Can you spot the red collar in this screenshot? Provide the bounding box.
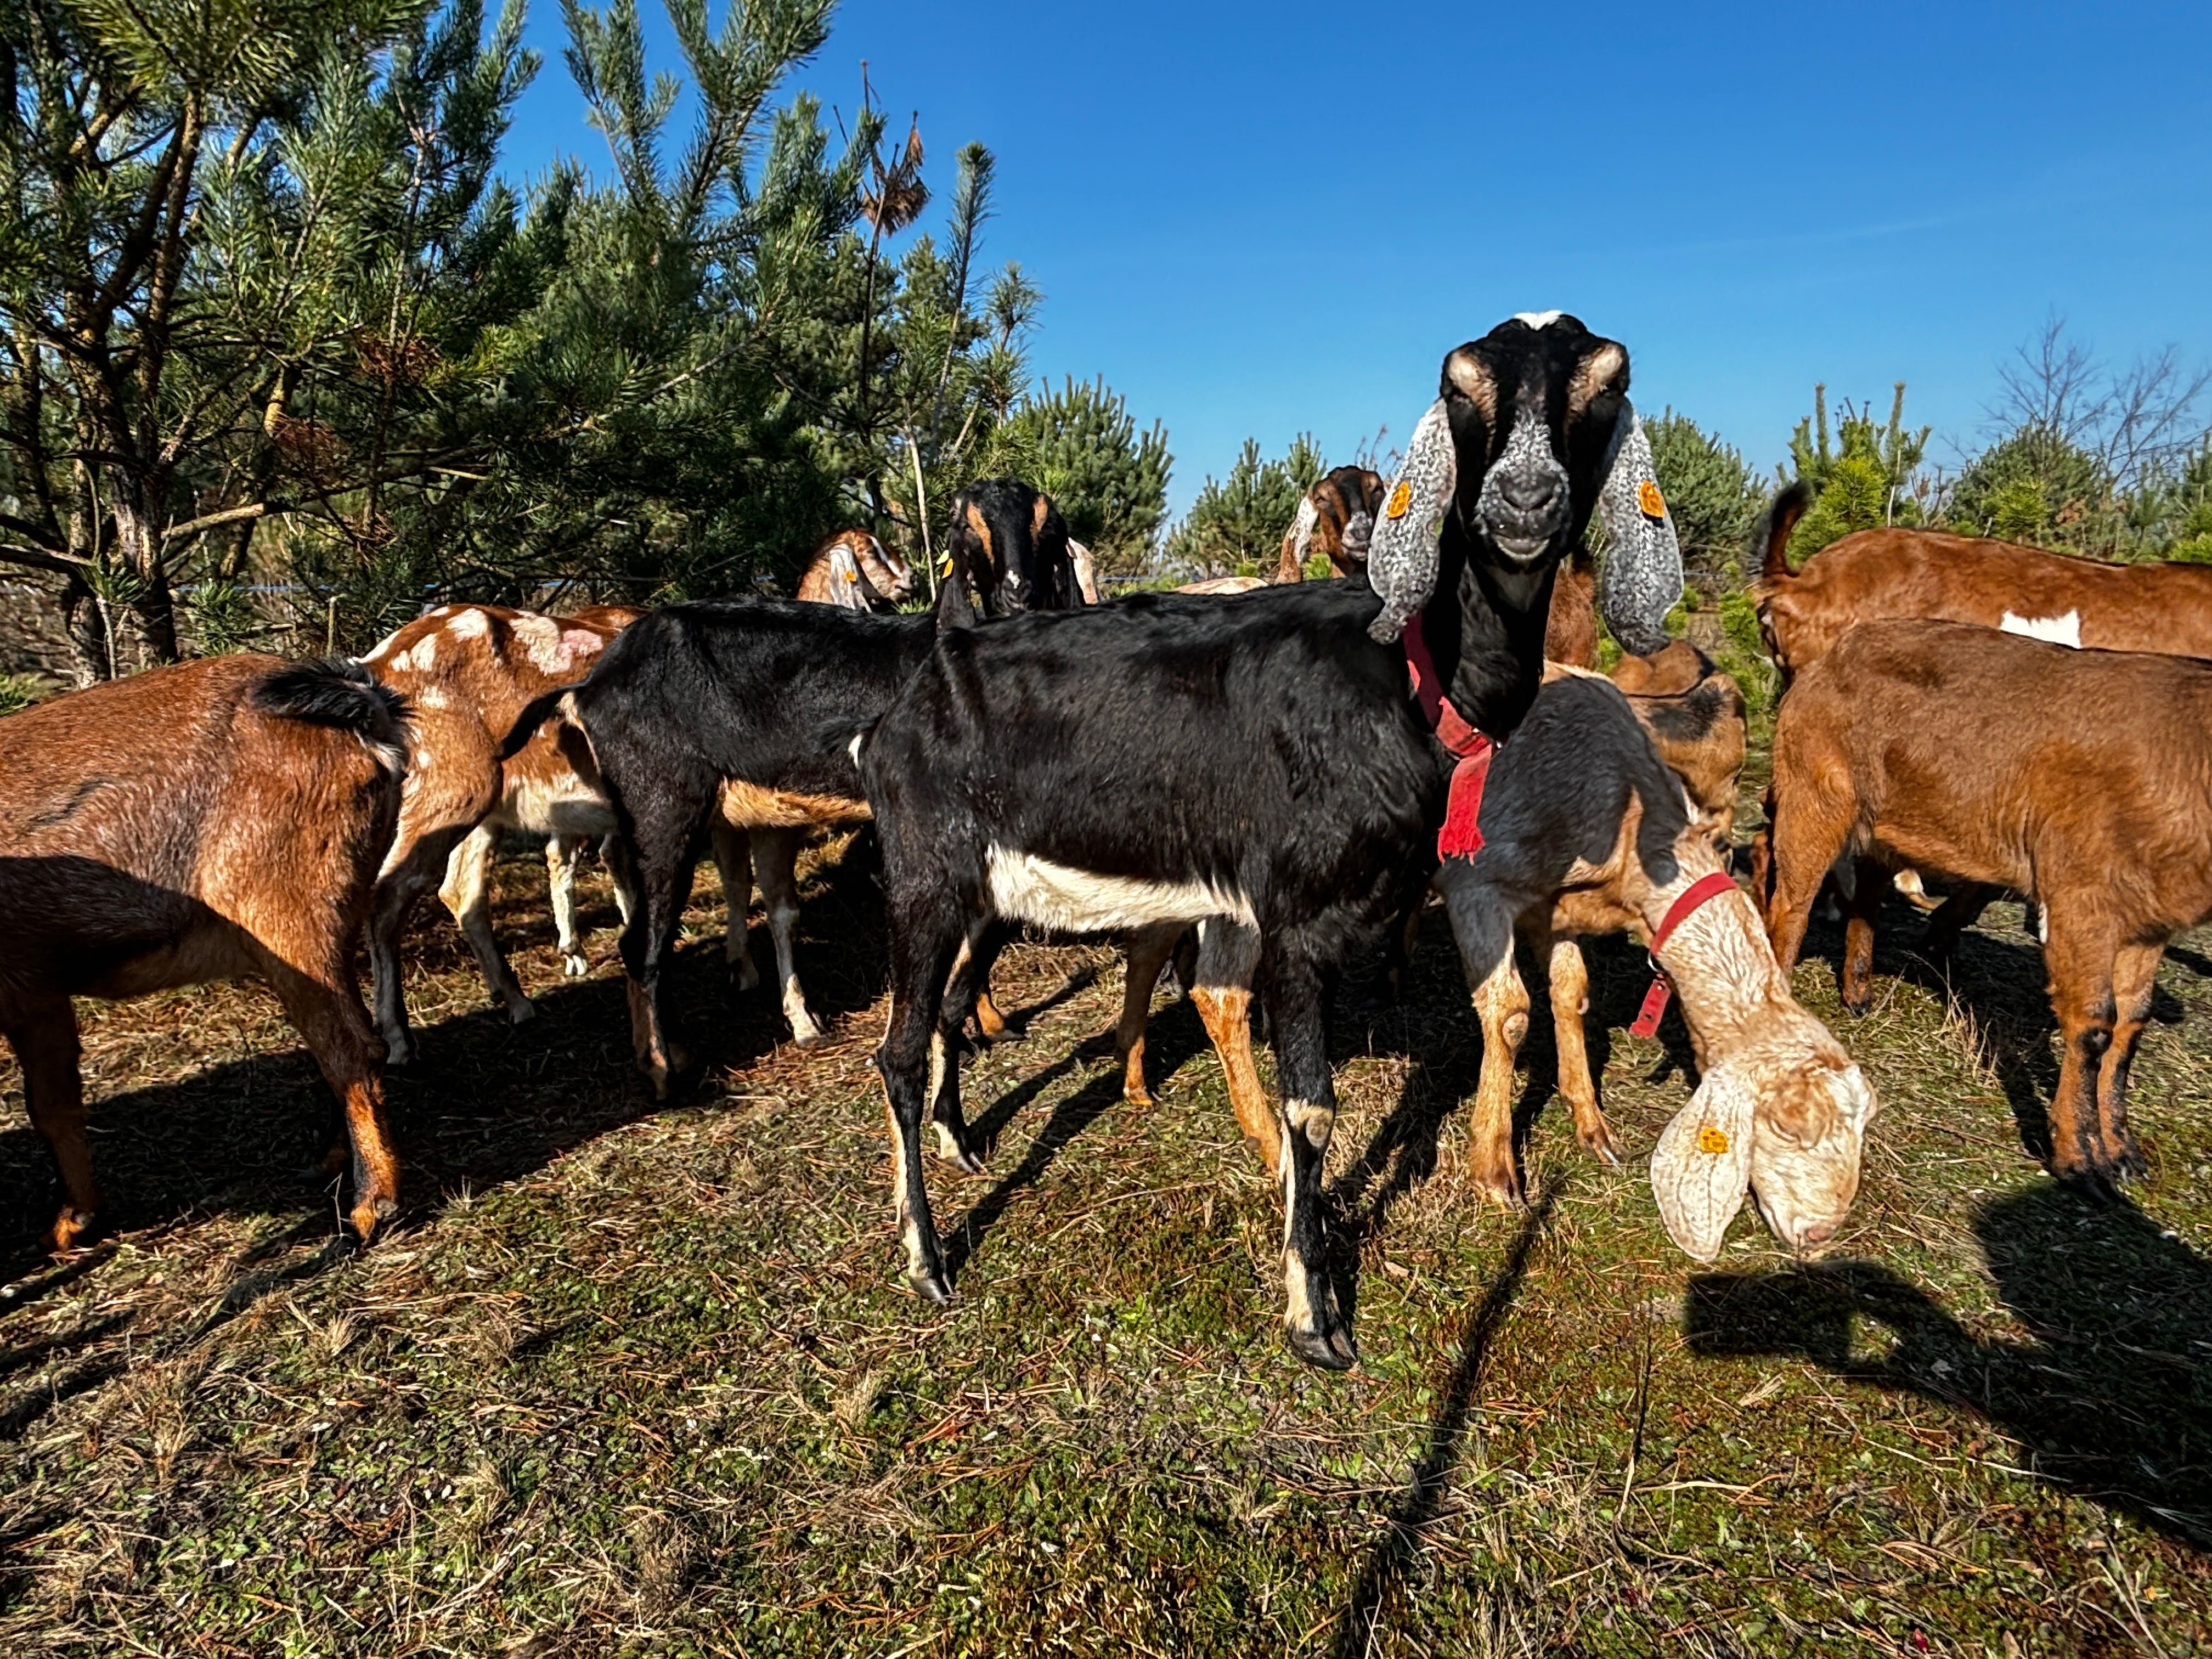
[1403,614,1493,859]
[1628,871,1741,1038]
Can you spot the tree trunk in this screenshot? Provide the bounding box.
[110,489,179,663]
[58,567,112,685]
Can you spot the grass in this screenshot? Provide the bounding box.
[2,799,2209,1656]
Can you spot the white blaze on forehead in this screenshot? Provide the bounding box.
[984,847,1254,935]
[2001,610,2081,648]
[447,608,492,640]
[1513,310,1564,329]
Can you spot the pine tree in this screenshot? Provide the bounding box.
[989,375,1171,575]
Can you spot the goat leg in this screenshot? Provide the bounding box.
[1543,933,1618,1167]
[710,822,759,989]
[2044,923,2123,1199]
[8,1001,99,1251]
[1115,923,1182,1107]
[876,901,963,1302]
[1187,919,1276,1175]
[1841,856,1884,1015]
[2098,941,2163,1182]
[440,825,537,1025]
[1262,945,1356,1371]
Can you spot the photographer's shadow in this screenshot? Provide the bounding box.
[1684,1183,2212,1549]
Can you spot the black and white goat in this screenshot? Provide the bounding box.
[854,314,1683,1369]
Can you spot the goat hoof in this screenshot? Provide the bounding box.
[1841,994,1871,1018]
[561,952,590,978]
[931,1124,987,1175]
[47,1206,97,1254]
[907,1267,953,1305]
[508,998,538,1028]
[790,1025,824,1051]
[1286,1322,1359,1372]
[734,964,761,992]
[1123,1085,1154,1108]
[2057,1164,2120,1205]
[1579,1127,1622,1169]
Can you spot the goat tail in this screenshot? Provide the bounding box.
[499,687,575,763]
[1758,481,1814,583]
[253,656,409,776]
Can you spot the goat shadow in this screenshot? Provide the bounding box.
[1791,889,2197,1165]
[0,838,905,1424]
[1683,1182,2212,1550]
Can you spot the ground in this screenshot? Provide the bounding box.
[1,811,2208,1657]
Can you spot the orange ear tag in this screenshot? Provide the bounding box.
[1696,1125,1731,1155]
[1638,479,1667,521]
[1386,479,1413,520]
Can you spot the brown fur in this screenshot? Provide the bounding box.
[793,529,913,612]
[1756,492,2212,682]
[0,656,405,1248]
[1274,466,1386,584]
[1542,548,1600,668]
[1758,618,2212,1193]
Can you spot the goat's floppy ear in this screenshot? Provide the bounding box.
[1650,1061,1758,1262]
[1594,404,1685,657]
[1288,495,1319,572]
[1365,399,1457,644]
[933,568,978,634]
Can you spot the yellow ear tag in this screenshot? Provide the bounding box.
[938,552,956,577]
[1638,479,1667,521]
[1696,1125,1731,1155]
[1386,479,1413,520]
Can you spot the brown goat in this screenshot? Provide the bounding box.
[1755,482,2212,682]
[0,655,407,1248]
[1274,466,1386,583]
[1759,618,2212,1195]
[794,529,915,612]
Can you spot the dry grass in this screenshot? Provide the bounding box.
[0,815,2208,1657]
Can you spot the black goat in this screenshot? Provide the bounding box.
[856,314,1679,1370]
[944,479,1080,615]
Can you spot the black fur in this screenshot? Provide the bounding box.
[859,315,1647,1369]
[944,478,1078,616]
[1436,674,1691,984]
[252,657,407,738]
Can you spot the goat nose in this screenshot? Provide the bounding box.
[1798,1220,1836,1246]
[1495,471,1560,514]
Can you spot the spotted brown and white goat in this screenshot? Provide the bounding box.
[794,529,915,612]
[1,656,407,1248]
[361,603,754,1064]
[856,313,1686,1369]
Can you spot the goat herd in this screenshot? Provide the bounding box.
[4,312,2209,1374]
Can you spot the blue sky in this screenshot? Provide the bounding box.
[504,0,2212,515]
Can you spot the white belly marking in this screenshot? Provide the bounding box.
[984,847,1254,935]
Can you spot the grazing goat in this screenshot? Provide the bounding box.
[1755,481,2212,682]
[1274,466,1386,583]
[856,313,1684,1368]
[1760,619,2212,1196]
[1439,672,1870,1258]
[363,603,698,1063]
[0,656,407,1248]
[945,478,1081,614]
[794,529,915,612]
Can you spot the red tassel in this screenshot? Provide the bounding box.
[1628,977,1671,1039]
[1437,740,1493,860]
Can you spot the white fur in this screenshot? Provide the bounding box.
[984,848,1254,935]
[2001,610,2081,648]
[447,608,490,640]
[849,732,866,765]
[1512,310,1564,329]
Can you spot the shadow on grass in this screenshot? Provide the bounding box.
[942,1000,1211,1282]
[1684,1182,2212,1550]
[1328,1183,1561,1656]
